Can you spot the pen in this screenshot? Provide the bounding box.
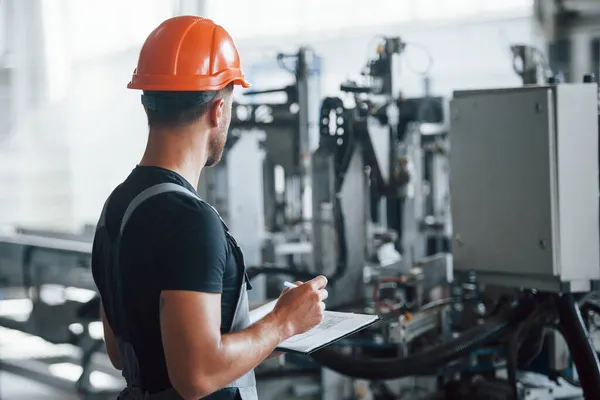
[283,281,298,289]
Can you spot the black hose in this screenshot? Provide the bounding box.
[506,303,553,399]
[245,98,350,284]
[328,195,348,282]
[309,315,510,380]
[246,194,349,284]
[556,293,600,400]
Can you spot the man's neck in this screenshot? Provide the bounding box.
[139,126,209,188]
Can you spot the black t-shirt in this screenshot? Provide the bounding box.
[91,166,241,399]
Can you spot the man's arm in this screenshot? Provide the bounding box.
[155,199,327,399]
[100,301,122,370]
[160,291,282,399]
[160,277,327,400]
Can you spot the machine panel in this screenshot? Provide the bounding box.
[449,84,599,291]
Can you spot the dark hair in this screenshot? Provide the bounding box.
[144,83,233,129]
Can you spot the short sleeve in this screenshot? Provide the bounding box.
[155,195,229,293]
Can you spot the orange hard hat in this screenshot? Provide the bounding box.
[127,16,250,92]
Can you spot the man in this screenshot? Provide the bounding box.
[91,16,328,400]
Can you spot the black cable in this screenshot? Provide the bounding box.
[247,99,350,285]
[505,299,555,399]
[328,195,348,282]
[507,319,540,398]
[519,325,547,367]
[245,197,348,285]
[556,293,600,399]
[310,314,511,380]
[506,310,540,399]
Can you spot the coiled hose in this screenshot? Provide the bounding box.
[309,315,511,380]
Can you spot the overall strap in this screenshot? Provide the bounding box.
[120,183,201,235]
[104,182,256,399]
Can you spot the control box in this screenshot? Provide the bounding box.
[449,84,599,292]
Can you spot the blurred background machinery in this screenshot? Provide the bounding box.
[1,1,600,399]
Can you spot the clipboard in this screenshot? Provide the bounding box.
[250,301,381,355]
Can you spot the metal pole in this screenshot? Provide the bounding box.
[296,47,311,222]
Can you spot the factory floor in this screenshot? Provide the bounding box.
[0,327,588,400]
[0,325,123,400]
[0,371,79,400]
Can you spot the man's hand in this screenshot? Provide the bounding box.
[271,275,328,340]
[159,275,328,399]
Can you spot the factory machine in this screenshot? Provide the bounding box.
[198,47,321,304]
[1,36,600,400]
[214,37,457,398]
[226,38,600,400]
[308,78,600,400]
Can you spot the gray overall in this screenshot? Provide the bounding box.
[95,183,257,400]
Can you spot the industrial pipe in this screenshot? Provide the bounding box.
[556,293,600,399]
[310,315,510,380]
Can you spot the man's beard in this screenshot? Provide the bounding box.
[205,126,228,167]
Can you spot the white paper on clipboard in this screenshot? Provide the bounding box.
[249,300,379,354]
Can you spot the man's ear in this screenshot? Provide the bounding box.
[209,99,225,128]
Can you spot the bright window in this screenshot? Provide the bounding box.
[205,0,533,38]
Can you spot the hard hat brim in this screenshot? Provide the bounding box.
[127,71,251,91]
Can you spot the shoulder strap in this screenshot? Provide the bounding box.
[120,182,201,235]
[97,182,228,236]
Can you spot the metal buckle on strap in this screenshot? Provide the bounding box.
[244,271,253,290]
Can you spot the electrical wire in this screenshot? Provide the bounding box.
[247,97,350,284]
[506,301,555,400]
[245,194,348,284]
